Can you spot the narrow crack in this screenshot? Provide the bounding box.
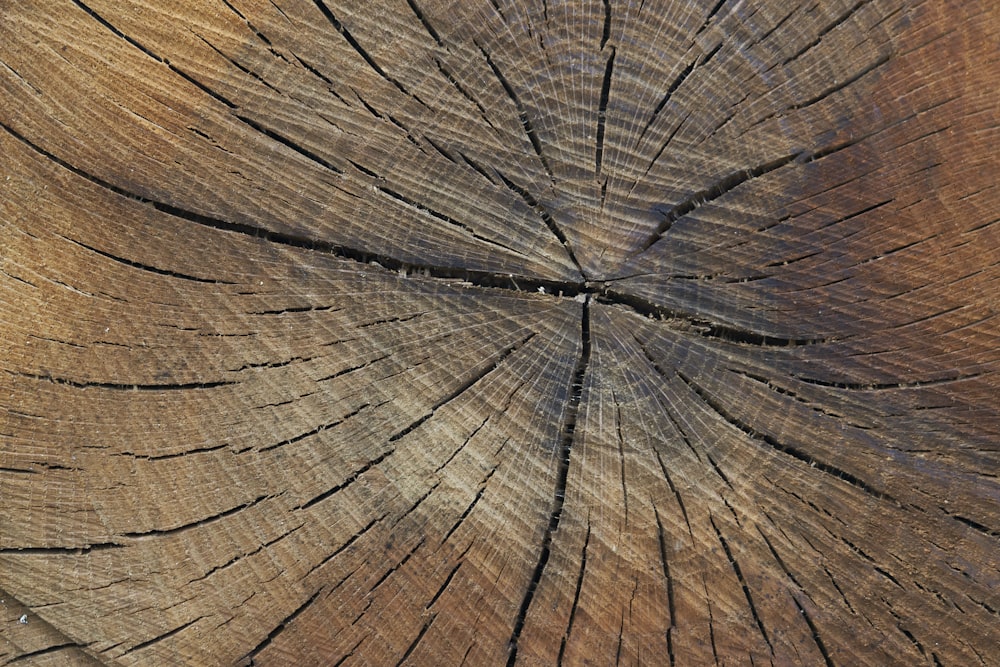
[493,169,586,279]
[595,48,615,180]
[637,43,722,149]
[396,614,436,666]
[121,494,270,539]
[637,152,801,254]
[126,616,205,656]
[506,296,591,666]
[794,595,836,667]
[312,0,425,105]
[477,41,555,182]
[677,370,897,503]
[64,237,235,284]
[241,589,324,664]
[406,0,443,47]
[603,288,828,346]
[0,543,123,555]
[710,515,774,655]
[653,505,677,667]
[558,517,591,664]
[600,0,612,49]
[12,370,235,392]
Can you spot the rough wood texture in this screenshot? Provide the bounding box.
[2,1,998,665]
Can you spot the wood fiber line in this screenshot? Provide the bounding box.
[1,0,998,665]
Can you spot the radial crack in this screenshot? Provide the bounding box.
[637,43,721,149]
[477,42,555,181]
[677,371,897,503]
[5,643,88,663]
[506,297,591,666]
[1,119,586,294]
[435,58,504,136]
[122,495,270,538]
[600,0,612,49]
[794,595,836,667]
[653,506,677,666]
[312,1,424,104]
[296,451,393,510]
[0,542,122,555]
[63,237,233,284]
[637,152,801,254]
[70,0,163,64]
[374,184,520,254]
[558,517,591,664]
[781,0,873,66]
[241,589,324,664]
[791,53,891,110]
[595,48,615,179]
[235,113,343,174]
[406,0,443,47]
[494,170,586,279]
[440,448,506,545]
[396,614,436,666]
[710,515,773,654]
[13,370,235,392]
[126,616,205,656]
[604,288,828,346]
[387,333,533,444]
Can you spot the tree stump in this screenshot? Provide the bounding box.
[1,1,997,665]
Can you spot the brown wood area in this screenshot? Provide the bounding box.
[1,1,998,665]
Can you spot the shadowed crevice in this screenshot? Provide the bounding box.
[11,370,236,392]
[242,589,324,664]
[122,495,271,539]
[312,0,427,106]
[406,0,443,47]
[0,120,583,292]
[374,183,522,255]
[710,516,774,654]
[600,0,612,49]
[558,517,591,664]
[637,43,721,150]
[189,524,305,585]
[794,595,837,667]
[637,152,801,254]
[387,333,534,444]
[396,614,436,666]
[781,0,873,66]
[63,237,236,285]
[595,48,615,179]
[235,113,344,174]
[296,451,394,512]
[0,543,123,555]
[5,643,94,664]
[506,297,591,666]
[676,371,897,504]
[435,58,505,137]
[602,288,828,346]
[653,506,677,667]
[477,42,555,182]
[792,53,891,110]
[126,616,206,657]
[494,170,587,279]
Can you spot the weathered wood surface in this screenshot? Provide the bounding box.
[1,1,998,664]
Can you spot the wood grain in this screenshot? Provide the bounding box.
[2,1,997,665]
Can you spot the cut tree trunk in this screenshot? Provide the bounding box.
[1,1,998,665]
